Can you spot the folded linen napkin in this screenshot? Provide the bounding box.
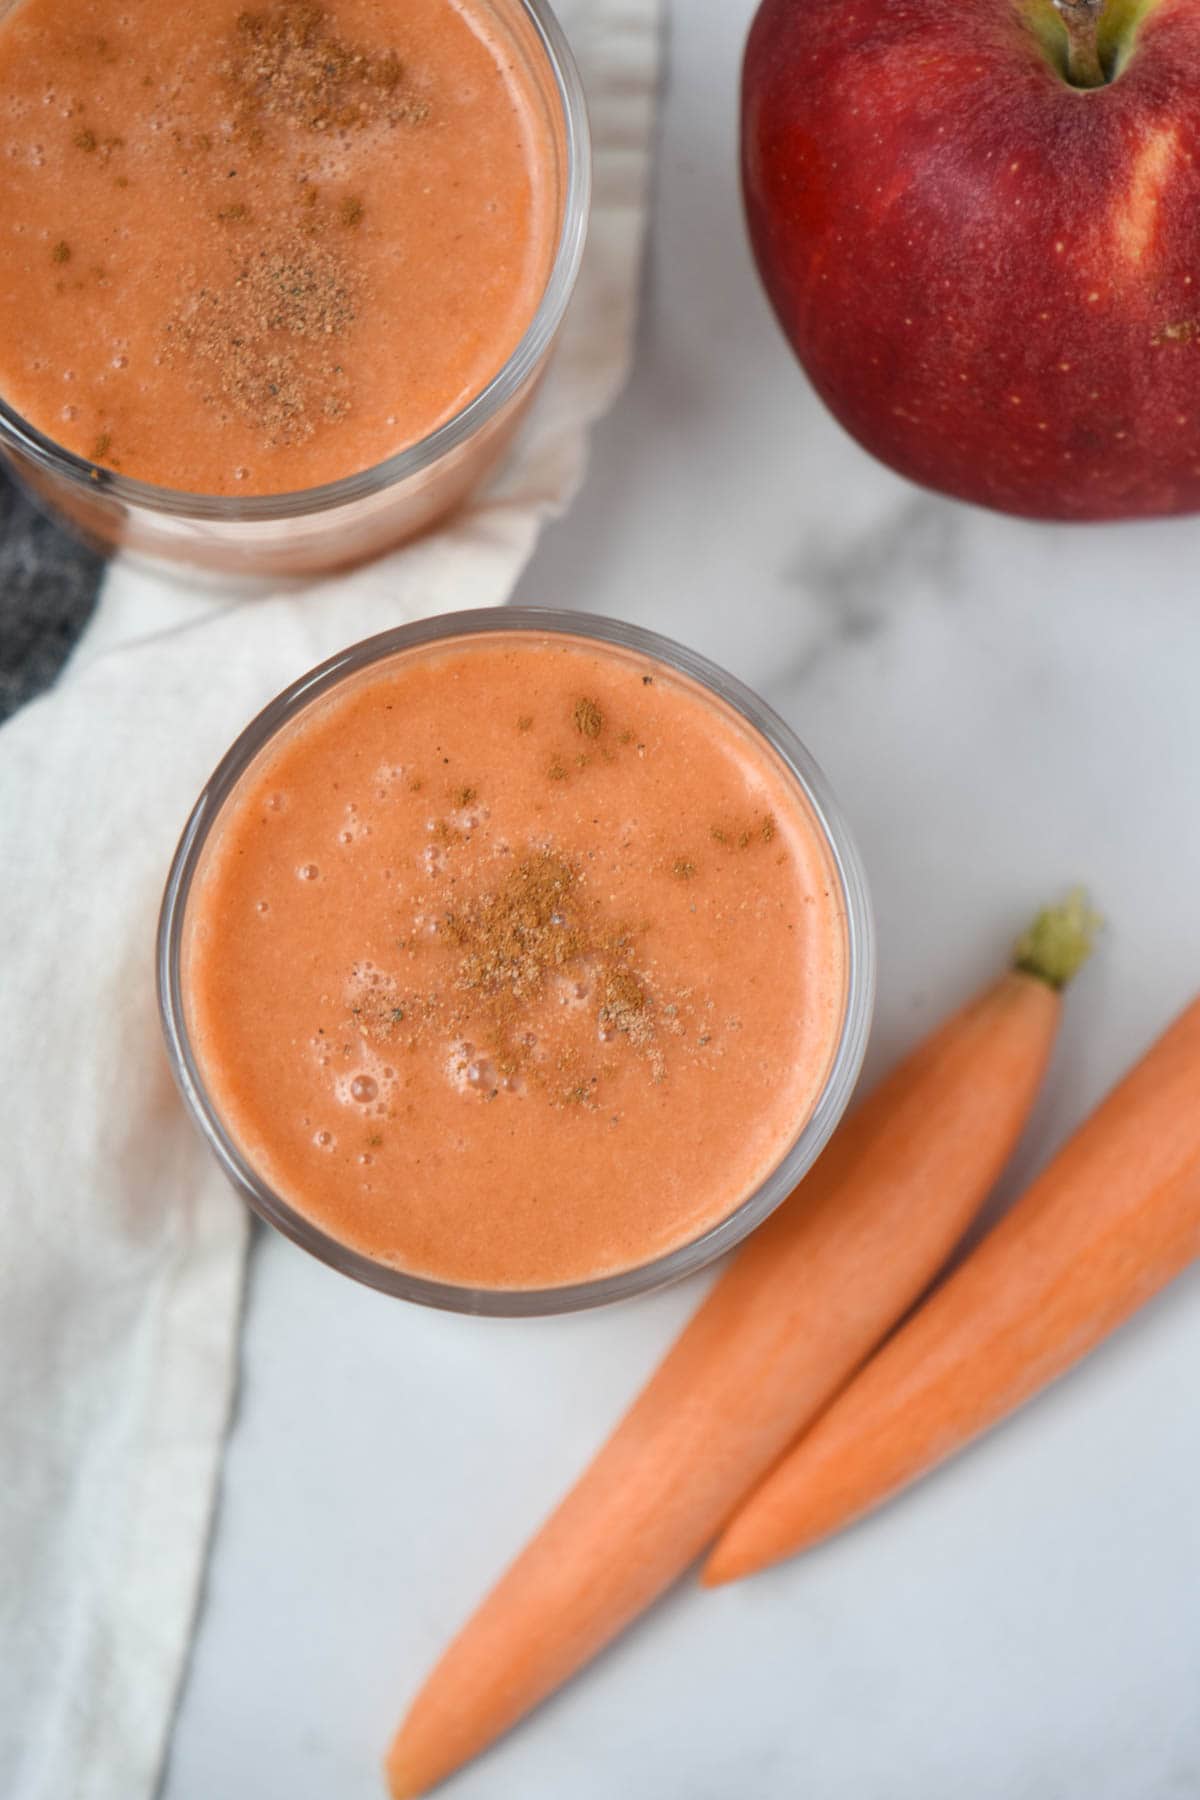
[0,5,660,1796]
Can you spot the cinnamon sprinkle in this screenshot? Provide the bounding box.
[354,845,671,1101]
[152,4,433,446]
[598,968,649,1044]
[225,4,429,133]
[709,812,780,852]
[573,696,604,738]
[167,239,355,442]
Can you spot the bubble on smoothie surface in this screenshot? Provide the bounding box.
[373,763,407,799]
[445,1041,500,1099]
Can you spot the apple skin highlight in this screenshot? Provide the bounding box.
[740,0,1200,521]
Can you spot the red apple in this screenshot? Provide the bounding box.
[741,0,1200,520]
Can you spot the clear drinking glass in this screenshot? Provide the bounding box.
[158,609,876,1315]
[0,0,590,581]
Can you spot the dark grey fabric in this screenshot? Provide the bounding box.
[0,467,106,722]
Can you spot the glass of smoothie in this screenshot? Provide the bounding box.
[158,610,875,1314]
[0,0,588,578]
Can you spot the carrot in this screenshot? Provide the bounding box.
[704,991,1200,1588]
[385,895,1096,1796]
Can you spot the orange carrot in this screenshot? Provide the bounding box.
[385,896,1096,1796]
[704,990,1200,1588]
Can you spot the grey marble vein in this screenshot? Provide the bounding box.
[775,494,967,683]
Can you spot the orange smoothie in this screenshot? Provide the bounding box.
[180,632,851,1290]
[0,0,557,494]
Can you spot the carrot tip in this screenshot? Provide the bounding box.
[384,1740,422,1800]
[1013,887,1101,990]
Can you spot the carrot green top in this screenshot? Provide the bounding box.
[1013,888,1101,990]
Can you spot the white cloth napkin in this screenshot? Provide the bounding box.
[0,6,660,1795]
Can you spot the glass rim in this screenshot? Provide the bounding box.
[157,607,876,1316]
[0,0,591,522]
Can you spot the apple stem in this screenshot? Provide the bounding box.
[1053,0,1107,88]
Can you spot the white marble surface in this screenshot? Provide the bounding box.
[161,4,1200,1796]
